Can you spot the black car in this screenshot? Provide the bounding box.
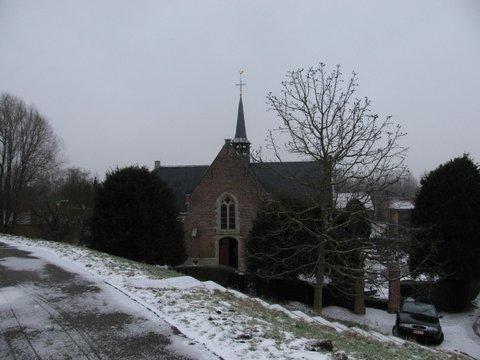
[392,298,444,345]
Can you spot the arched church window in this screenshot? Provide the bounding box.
[220,195,236,230]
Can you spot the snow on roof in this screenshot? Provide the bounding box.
[335,192,374,210]
[389,199,414,210]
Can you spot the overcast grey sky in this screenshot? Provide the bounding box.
[1,0,479,179]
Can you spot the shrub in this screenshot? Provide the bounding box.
[90,166,186,265]
[246,199,320,278]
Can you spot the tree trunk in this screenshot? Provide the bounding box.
[313,239,325,313]
[354,272,366,314]
[313,160,333,314]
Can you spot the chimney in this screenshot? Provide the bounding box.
[154,160,161,170]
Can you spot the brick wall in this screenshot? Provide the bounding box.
[183,140,262,270]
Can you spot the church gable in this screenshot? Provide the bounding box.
[192,139,259,197]
[183,139,261,269]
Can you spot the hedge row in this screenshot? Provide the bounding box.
[176,265,362,311]
[177,265,478,312]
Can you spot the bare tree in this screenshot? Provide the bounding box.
[29,167,94,243]
[258,63,408,313]
[0,93,62,232]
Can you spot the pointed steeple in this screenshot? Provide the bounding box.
[234,95,247,140]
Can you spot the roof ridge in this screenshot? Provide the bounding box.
[156,165,209,168]
[252,160,316,165]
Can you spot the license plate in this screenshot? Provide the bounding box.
[413,330,424,335]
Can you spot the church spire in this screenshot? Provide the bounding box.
[234,95,247,140]
[232,70,250,158]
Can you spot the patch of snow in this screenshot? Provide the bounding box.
[312,316,335,328]
[291,310,315,322]
[203,280,227,292]
[474,291,480,308]
[369,330,393,343]
[286,301,316,315]
[250,297,270,308]
[128,275,203,290]
[0,286,25,306]
[387,335,406,346]
[324,306,396,334]
[269,304,299,319]
[226,288,249,299]
[0,256,46,272]
[335,192,374,210]
[330,321,349,333]
[389,199,414,210]
[350,326,371,338]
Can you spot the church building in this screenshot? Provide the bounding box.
[155,90,319,270]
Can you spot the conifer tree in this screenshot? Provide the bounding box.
[410,155,480,283]
[90,166,186,265]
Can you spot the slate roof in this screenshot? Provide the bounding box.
[154,165,208,212]
[154,161,322,212]
[251,161,322,200]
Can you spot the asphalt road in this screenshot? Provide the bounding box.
[0,242,214,360]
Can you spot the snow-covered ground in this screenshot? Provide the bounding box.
[1,234,471,360]
[0,235,329,360]
[323,305,480,359]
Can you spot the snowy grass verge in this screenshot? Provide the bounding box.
[0,234,180,280]
[1,234,468,360]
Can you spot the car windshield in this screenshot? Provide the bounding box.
[401,301,437,317]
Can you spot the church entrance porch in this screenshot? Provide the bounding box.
[218,237,238,268]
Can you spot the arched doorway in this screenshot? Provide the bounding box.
[218,237,238,268]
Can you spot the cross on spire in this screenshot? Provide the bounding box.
[235,70,246,97]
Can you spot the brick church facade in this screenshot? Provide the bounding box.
[155,95,319,270]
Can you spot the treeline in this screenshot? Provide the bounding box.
[0,93,62,233]
[0,93,94,243]
[1,92,186,266]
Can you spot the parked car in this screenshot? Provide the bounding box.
[392,298,444,345]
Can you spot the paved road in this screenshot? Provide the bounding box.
[0,242,214,360]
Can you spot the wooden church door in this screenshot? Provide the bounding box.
[219,237,238,268]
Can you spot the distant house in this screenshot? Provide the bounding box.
[381,198,415,238]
